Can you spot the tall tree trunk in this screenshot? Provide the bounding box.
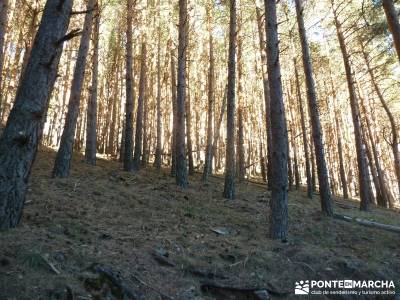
[382,0,400,63]
[236,18,245,182]
[53,0,95,178]
[0,0,73,229]
[294,60,312,199]
[141,79,149,166]
[186,60,194,175]
[255,5,272,189]
[333,7,371,210]
[237,107,245,182]
[203,28,214,182]
[295,0,333,216]
[211,86,227,173]
[154,27,162,170]
[335,112,349,199]
[361,43,400,198]
[175,0,188,187]
[0,0,9,113]
[265,0,288,240]
[124,0,135,172]
[132,42,147,170]
[223,0,236,199]
[170,49,177,176]
[85,5,100,165]
[21,5,39,74]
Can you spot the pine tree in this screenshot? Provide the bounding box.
[0,0,73,229]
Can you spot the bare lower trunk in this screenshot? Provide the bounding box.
[85,5,100,165]
[186,68,194,175]
[53,0,95,178]
[333,8,371,210]
[0,0,73,229]
[132,42,147,171]
[175,0,188,187]
[255,6,272,189]
[223,0,236,199]
[85,7,100,165]
[237,108,245,182]
[335,114,349,199]
[265,0,288,240]
[170,50,177,176]
[295,0,333,216]
[211,87,227,173]
[294,61,312,199]
[123,0,135,172]
[154,27,162,170]
[203,32,214,182]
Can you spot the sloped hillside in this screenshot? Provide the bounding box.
[0,147,399,299]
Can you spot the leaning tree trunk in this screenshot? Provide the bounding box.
[132,42,147,171]
[203,30,214,182]
[382,0,400,63]
[223,0,237,199]
[53,0,96,178]
[361,43,400,198]
[123,0,135,172]
[295,0,333,216]
[0,0,73,229]
[265,0,288,240]
[175,0,189,187]
[333,8,371,210]
[0,0,9,112]
[85,4,100,166]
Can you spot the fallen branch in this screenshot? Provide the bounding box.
[334,214,400,234]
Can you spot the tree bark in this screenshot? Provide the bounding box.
[0,0,73,229]
[53,0,96,178]
[170,49,177,176]
[85,4,100,165]
[84,18,99,164]
[0,0,9,112]
[265,0,288,240]
[255,6,272,189]
[175,0,188,187]
[154,26,162,170]
[223,0,236,199]
[132,42,147,171]
[295,0,333,216]
[186,60,194,175]
[203,29,214,182]
[333,7,371,210]
[123,0,135,172]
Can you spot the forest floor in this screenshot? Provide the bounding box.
[0,147,399,300]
